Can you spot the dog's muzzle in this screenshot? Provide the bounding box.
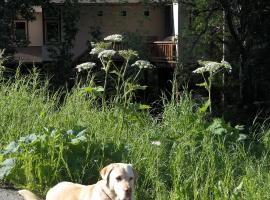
[124,188,132,200]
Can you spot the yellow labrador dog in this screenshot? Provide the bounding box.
[18,163,136,200]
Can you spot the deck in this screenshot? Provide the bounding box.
[113,41,177,67]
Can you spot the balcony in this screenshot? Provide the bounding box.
[148,41,177,64]
[113,41,177,66]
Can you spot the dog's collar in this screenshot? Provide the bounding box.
[102,188,114,200]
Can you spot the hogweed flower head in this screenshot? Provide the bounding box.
[119,49,138,61]
[98,50,117,59]
[76,62,96,72]
[90,48,104,55]
[131,60,154,69]
[193,60,232,74]
[104,34,123,42]
[90,41,112,55]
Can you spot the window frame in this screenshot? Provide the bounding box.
[144,10,150,17]
[120,10,127,17]
[43,6,61,45]
[97,10,103,16]
[14,20,29,43]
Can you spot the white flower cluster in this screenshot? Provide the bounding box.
[98,50,117,59]
[76,62,96,72]
[90,41,112,55]
[193,60,232,74]
[131,60,154,69]
[118,49,138,60]
[104,34,123,42]
[90,48,104,55]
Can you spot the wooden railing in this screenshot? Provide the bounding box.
[148,41,177,62]
[112,42,126,51]
[112,41,177,63]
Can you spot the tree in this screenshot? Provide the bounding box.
[44,0,80,87]
[0,0,41,55]
[179,0,270,105]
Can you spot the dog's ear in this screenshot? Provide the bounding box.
[100,164,114,187]
[128,164,138,183]
[100,164,114,186]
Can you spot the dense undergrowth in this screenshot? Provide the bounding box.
[0,73,270,200]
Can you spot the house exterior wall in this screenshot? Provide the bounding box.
[70,4,167,58]
[28,12,43,46]
[24,4,170,61]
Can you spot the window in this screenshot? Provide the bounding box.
[144,10,150,16]
[14,20,28,42]
[97,10,103,16]
[120,11,127,16]
[43,7,61,44]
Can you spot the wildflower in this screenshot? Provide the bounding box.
[104,34,123,42]
[76,62,96,72]
[221,60,232,72]
[90,48,103,55]
[193,60,232,74]
[131,60,154,69]
[98,50,117,59]
[119,49,138,60]
[151,141,161,146]
[90,42,111,55]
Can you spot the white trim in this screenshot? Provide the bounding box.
[33,6,42,13]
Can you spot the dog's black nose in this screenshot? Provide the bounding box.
[125,188,132,196]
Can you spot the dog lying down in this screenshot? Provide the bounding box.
[18,163,136,200]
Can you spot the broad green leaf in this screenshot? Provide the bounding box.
[237,134,248,141]
[83,86,93,93]
[71,136,87,145]
[196,82,207,87]
[199,99,210,113]
[19,133,38,144]
[0,158,16,179]
[139,104,151,110]
[235,125,245,131]
[207,118,228,135]
[3,141,18,155]
[94,86,104,92]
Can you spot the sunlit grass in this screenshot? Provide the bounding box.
[0,73,270,200]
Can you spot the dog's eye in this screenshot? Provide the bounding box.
[116,176,122,181]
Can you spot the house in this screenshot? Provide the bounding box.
[14,1,188,67]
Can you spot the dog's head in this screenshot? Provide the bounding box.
[100,163,136,200]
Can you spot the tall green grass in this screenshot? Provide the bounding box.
[0,73,270,200]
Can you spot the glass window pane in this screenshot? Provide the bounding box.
[46,21,60,43]
[15,22,26,40]
[120,11,127,16]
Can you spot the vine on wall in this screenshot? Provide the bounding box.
[44,0,80,87]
